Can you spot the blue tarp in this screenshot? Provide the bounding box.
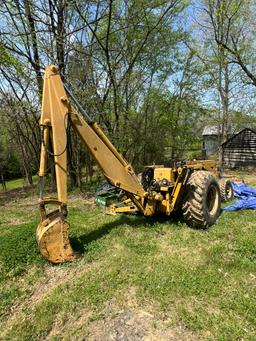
[223,182,256,211]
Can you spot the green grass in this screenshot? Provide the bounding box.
[0,186,255,340]
[1,175,38,191]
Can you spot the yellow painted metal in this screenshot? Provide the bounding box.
[160,186,169,191]
[170,182,183,211]
[37,66,77,263]
[154,167,174,182]
[91,122,127,167]
[165,167,188,213]
[70,112,145,197]
[166,192,170,215]
[36,213,78,264]
[144,199,156,216]
[126,193,145,213]
[39,125,49,177]
[106,203,139,216]
[186,160,217,172]
[37,65,146,263]
[39,65,68,204]
[36,196,78,263]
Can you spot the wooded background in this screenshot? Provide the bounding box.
[1,0,256,188]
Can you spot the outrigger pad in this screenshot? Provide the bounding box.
[36,214,78,263]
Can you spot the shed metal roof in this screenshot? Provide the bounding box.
[202,124,246,136]
[202,125,220,136]
[221,128,256,146]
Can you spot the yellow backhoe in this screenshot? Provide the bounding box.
[37,65,232,264]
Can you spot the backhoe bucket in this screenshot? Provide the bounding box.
[36,213,78,264]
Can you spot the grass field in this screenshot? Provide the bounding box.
[1,175,38,191]
[0,174,255,340]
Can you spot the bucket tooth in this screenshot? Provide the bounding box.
[36,214,78,264]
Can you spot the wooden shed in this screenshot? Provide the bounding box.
[202,125,219,157]
[222,128,256,168]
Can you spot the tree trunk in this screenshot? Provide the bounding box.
[24,0,43,95]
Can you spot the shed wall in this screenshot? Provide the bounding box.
[223,129,256,168]
[203,136,218,157]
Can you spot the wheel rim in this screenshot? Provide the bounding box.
[226,184,232,199]
[206,185,219,216]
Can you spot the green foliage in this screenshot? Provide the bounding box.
[1,0,256,189]
[0,128,21,179]
[0,42,24,74]
[231,111,256,130]
[66,0,193,172]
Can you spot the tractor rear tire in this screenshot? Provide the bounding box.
[182,171,221,229]
[218,179,234,202]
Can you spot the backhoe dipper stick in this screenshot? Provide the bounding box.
[37,65,146,263]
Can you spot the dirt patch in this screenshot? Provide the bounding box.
[68,192,96,209]
[224,170,256,186]
[0,185,97,208]
[27,266,78,305]
[45,286,199,341]
[0,186,36,206]
[24,261,95,308]
[84,290,199,341]
[242,174,256,187]
[0,217,27,226]
[1,262,92,330]
[85,308,198,341]
[46,303,199,341]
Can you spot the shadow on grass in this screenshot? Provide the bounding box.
[70,213,183,254]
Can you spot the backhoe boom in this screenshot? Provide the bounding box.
[37,65,145,263]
